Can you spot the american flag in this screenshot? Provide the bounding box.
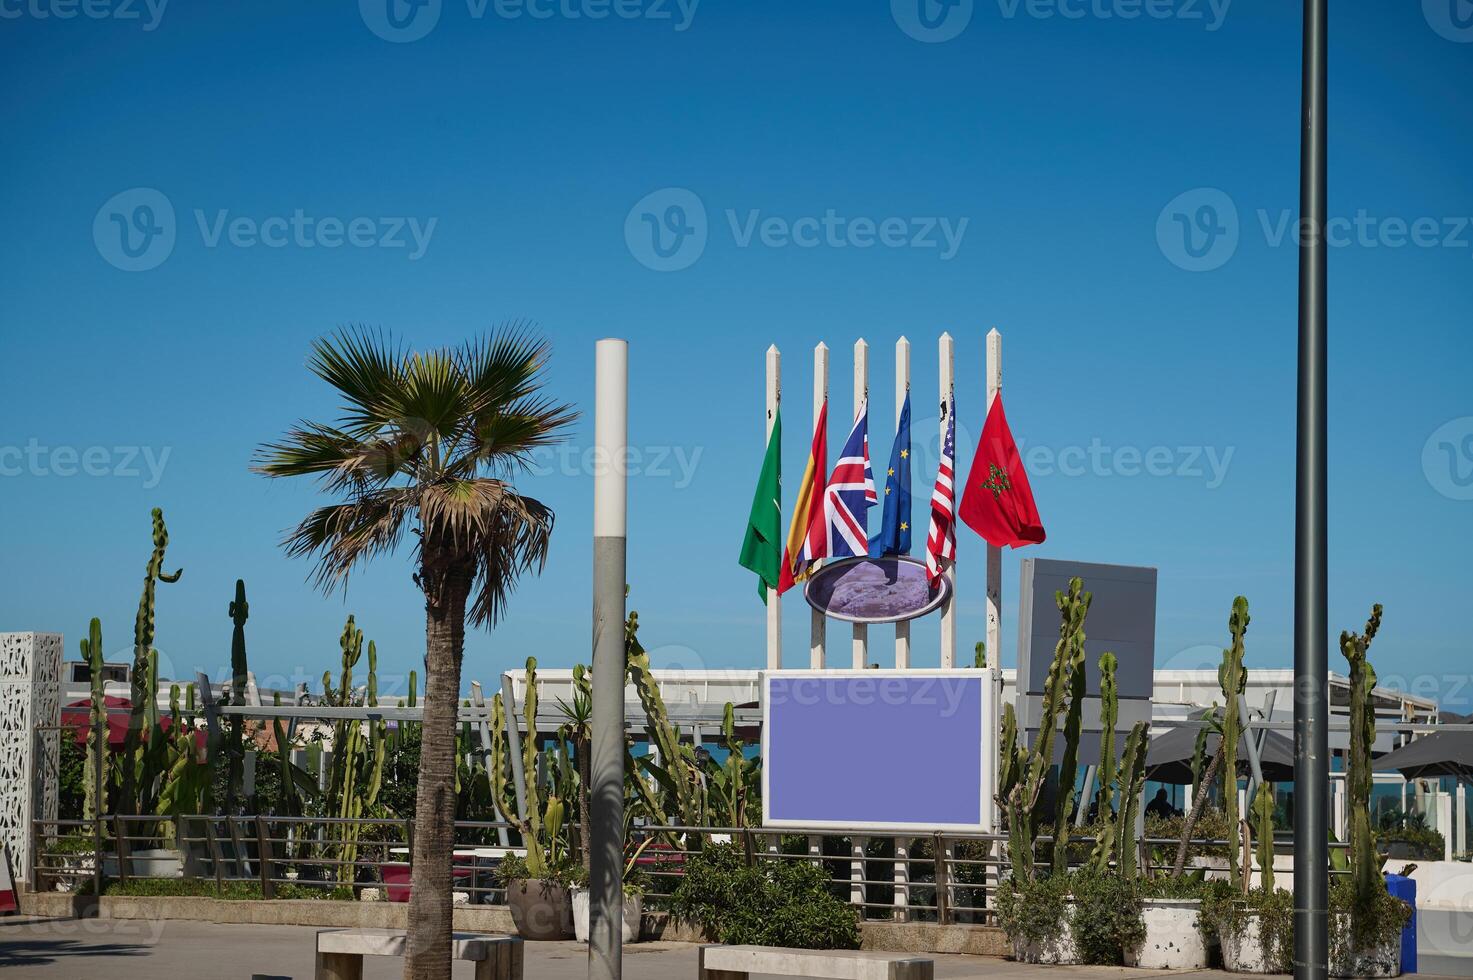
[925,397,957,585]
[820,398,877,558]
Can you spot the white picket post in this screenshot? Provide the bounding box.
[938,332,956,670]
[852,338,869,670]
[766,345,782,670]
[810,343,829,669]
[894,336,911,669]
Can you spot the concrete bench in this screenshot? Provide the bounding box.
[698,944,933,980]
[315,929,523,980]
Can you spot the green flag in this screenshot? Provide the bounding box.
[738,410,782,603]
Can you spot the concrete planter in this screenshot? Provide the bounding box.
[1010,905,1080,965]
[1126,898,1209,970]
[1219,912,1289,974]
[104,848,184,880]
[1329,914,1402,978]
[570,887,642,943]
[505,879,573,940]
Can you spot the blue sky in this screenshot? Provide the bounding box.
[2,1,1470,710]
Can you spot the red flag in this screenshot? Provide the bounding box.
[958,394,1046,549]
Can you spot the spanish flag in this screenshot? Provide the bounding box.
[778,399,828,593]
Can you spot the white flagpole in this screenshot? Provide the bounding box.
[983,327,1003,832]
[766,345,782,671]
[894,336,911,669]
[938,332,956,670]
[852,338,869,670]
[810,342,829,669]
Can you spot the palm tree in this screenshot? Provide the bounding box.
[255,327,575,980]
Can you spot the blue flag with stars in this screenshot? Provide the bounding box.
[869,391,912,556]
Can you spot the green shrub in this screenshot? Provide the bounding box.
[94,878,352,900]
[666,843,860,950]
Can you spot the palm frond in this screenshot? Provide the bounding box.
[282,489,418,589]
[306,327,408,433]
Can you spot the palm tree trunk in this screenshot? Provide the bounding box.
[404,543,474,980]
[577,735,593,874]
[1172,739,1226,877]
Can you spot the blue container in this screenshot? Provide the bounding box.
[1386,873,1417,974]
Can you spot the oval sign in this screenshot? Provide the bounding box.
[802,555,951,624]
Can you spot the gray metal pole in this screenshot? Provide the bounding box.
[1295,0,1329,977]
[589,338,628,980]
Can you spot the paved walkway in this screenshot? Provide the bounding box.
[1,914,1231,979]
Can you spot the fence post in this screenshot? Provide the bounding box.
[255,816,276,900]
[933,832,949,926]
[204,817,226,894]
[113,815,130,886]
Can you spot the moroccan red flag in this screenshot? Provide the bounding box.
[958,394,1046,549]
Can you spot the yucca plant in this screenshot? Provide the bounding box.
[255,326,574,980]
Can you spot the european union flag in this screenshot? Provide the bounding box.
[869,391,912,556]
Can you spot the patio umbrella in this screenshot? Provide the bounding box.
[1372,730,1473,781]
[1145,724,1296,784]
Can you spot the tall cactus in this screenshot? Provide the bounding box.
[158,683,208,843]
[224,579,250,810]
[488,658,558,878]
[1218,596,1250,888]
[323,617,387,883]
[120,508,182,816]
[80,619,108,822]
[627,611,708,828]
[1052,634,1088,874]
[1002,577,1091,882]
[1089,653,1121,873]
[1114,721,1150,882]
[1341,604,1384,913]
[1253,781,1277,891]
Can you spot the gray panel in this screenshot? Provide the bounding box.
[1017,558,1158,733]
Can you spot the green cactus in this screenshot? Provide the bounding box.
[1114,721,1150,881]
[1253,781,1277,891]
[1089,653,1121,873]
[157,683,209,843]
[1218,596,1250,888]
[627,611,709,829]
[1052,633,1088,874]
[80,618,107,822]
[974,641,987,669]
[1341,604,1385,915]
[119,508,182,817]
[487,658,555,878]
[321,618,387,883]
[1002,577,1091,882]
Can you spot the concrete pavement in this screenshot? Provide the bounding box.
[2,914,1234,980]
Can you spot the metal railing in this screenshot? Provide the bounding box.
[33,814,1332,927]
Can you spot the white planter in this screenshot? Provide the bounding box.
[1011,911,1080,965]
[571,887,642,944]
[1126,898,1209,970]
[1220,912,1289,974]
[103,848,184,880]
[1329,913,1402,978]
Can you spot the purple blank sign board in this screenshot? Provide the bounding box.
[762,671,985,831]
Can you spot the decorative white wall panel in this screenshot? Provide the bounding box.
[0,632,64,886]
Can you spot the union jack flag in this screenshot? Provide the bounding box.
[925,397,957,585]
[818,398,877,558]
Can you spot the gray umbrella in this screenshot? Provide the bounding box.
[1372,730,1473,781]
[1145,724,1296,784]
